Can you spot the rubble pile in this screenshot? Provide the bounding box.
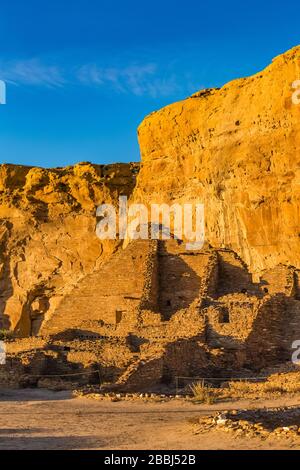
[194,407,300,440]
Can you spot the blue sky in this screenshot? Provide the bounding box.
[0,0,299,168]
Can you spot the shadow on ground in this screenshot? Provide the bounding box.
[0,428,45,435]
[229,407,300,431]
[0,389,72,402]
[0,435,101,450]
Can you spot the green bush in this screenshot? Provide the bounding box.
[0,329,14,341]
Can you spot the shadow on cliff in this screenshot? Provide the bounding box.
[0,221,13,331]
[3,348,101,388]
[244,293,291,369]
[51,329,104,341]
[156,293,296,384]
[116,336,233,392]
[215,259,263,298]
[25,194,50,223]
[157,241,202,320]
[203,293,293,372]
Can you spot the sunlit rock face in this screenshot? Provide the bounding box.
[1,46,300,339]
[0,162,139,335]
[134,46,300,276]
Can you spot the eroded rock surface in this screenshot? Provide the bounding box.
[0,162,139,335]
[1,46,300,391]
[134,45,300,275]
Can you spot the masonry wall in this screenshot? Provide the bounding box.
[41,239,153,338]
[4,239,300,391]
[204,294,258,347]
[261,265,297,297]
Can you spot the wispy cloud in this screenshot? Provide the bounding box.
[0,58,181,97]
[76,62,179,97]
[0,59,65,87]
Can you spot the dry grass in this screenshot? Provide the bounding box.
[186,372,300,403]
[190,381,216,404]
[0,329,14,341]
[262,384,286,394]
[222,372,300,398]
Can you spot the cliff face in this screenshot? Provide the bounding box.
[134,46,300,276]
[1,46,300,337]
[0,162,139,335]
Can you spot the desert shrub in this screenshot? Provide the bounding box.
[190,381,216,404]
[229,380,288,397]
[0,329,14,341]
[262,383,285,394]
[228,381,255,394]
[263,372,300,394]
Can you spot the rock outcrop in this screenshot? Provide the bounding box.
[134,45,300,276]
[1,46,300,391]
[0,162,139,335]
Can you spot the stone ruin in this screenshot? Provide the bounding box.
[2,236,300,391]
[1,46,300,391]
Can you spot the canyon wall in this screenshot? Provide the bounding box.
[134,45,300,276]
[0,162,139,335]
[1,45,300,338]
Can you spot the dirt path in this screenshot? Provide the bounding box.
[0,389,300,450]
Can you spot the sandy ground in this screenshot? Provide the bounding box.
[0,389,300,450]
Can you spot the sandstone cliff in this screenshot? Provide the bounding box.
[0,162,139,335]
[1,47,300,390]
[134,45,300,276]
[1,45,300,340]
